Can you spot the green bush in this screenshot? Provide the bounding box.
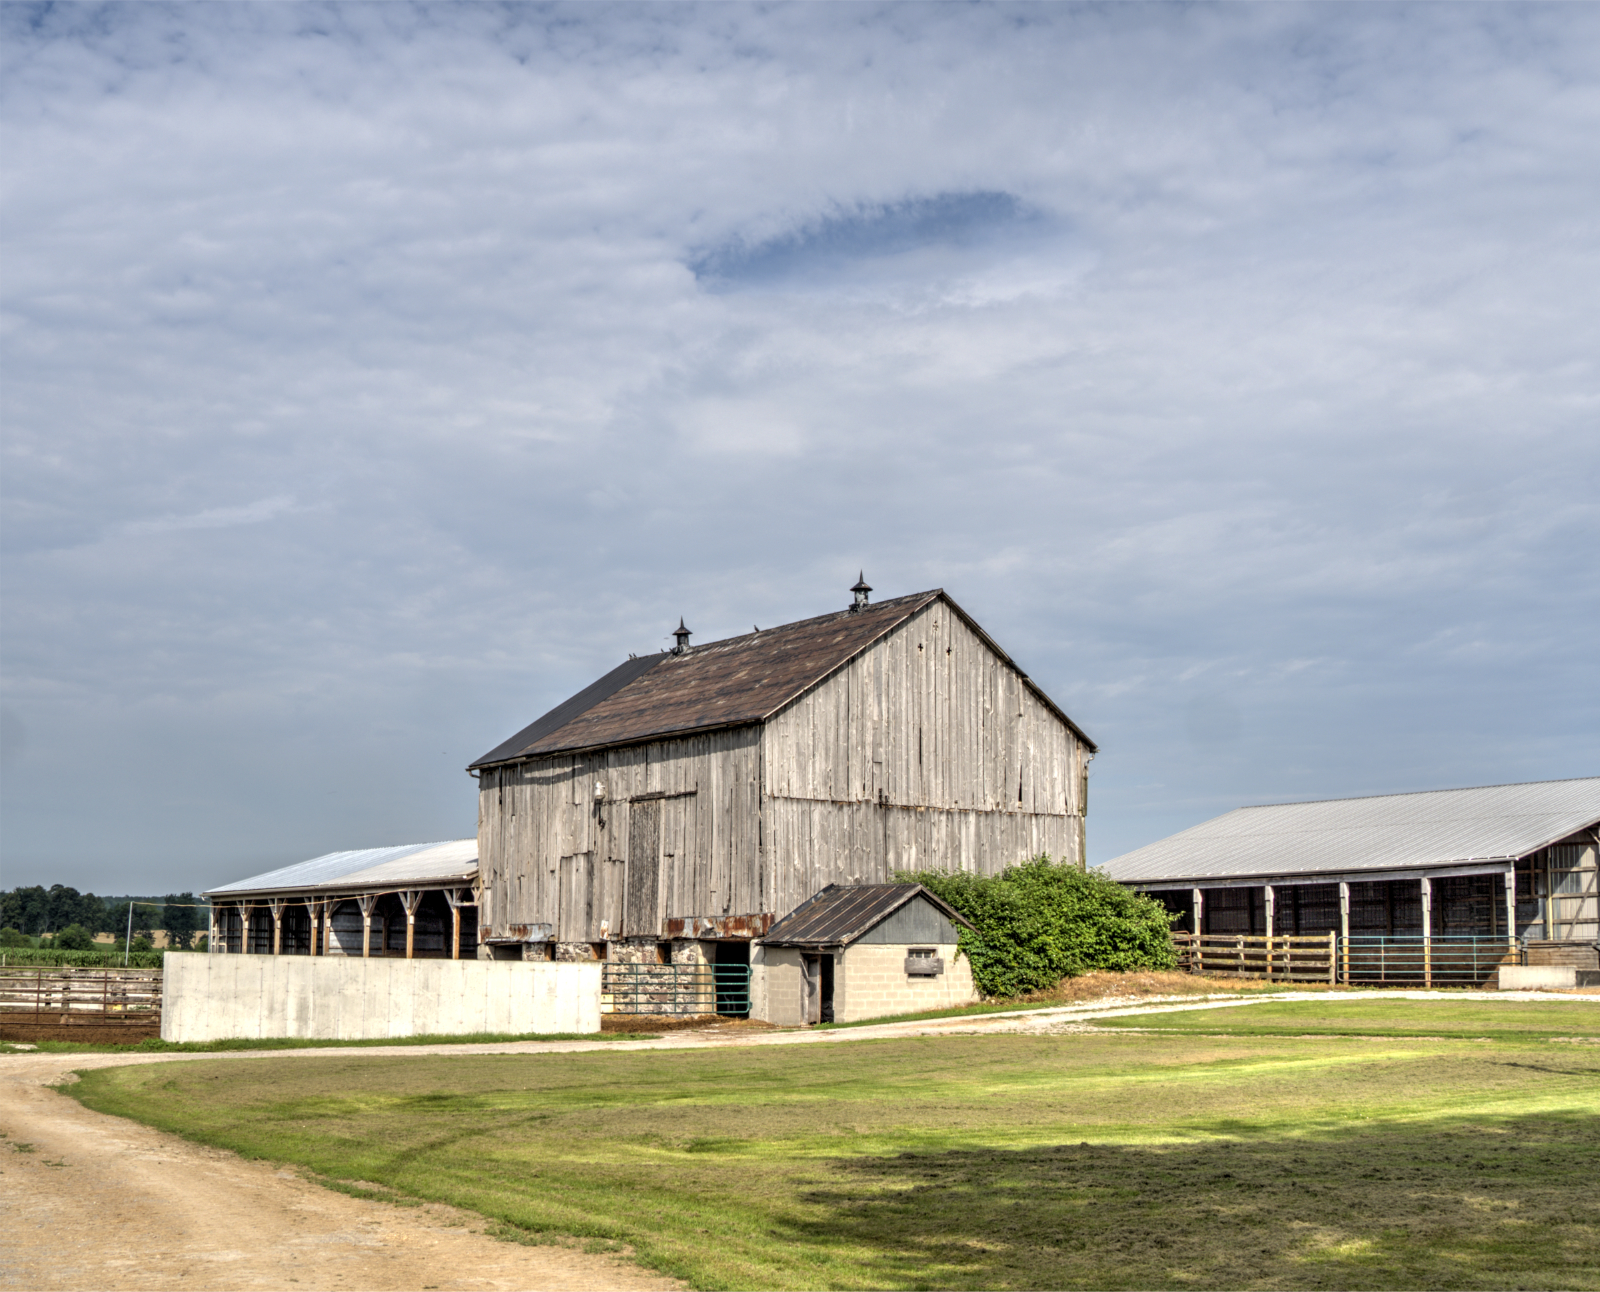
[0,927,28,948]
[901,857,1178,998]
[53,924,96,951]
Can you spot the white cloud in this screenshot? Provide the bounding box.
[124,495,297,536]
[1,3,1597,886]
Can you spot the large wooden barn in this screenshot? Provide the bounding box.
[468,580,1095,975]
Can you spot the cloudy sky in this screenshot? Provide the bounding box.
[3,2,1596,894]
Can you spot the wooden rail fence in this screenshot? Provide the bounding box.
[1171,931,1337,982]
[0,967,162,1035]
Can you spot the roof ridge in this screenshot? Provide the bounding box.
[676,589,942,656]
[1236,775,1600,812]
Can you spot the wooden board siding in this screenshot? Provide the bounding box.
[761,798,1080,919]
[761,600,1085,913]
[478,727,761,943]
[763,601,1084,815]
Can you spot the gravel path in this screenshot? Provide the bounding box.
[2,987,1590,1290]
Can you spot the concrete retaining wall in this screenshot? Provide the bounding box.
[1498,965,1577,990]
[162,954,601,1042]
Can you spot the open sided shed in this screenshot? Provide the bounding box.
[1103,778,1600,982]
[753,883,976,1025]
[205,840,479,961]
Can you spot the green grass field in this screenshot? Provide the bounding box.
[67,999,1600,1290]
[1093,998,1600,1041]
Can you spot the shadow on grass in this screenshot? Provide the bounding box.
[792,1115,1600,1291]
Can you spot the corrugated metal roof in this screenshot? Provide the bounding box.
[1101,778,1600,886]
[470,589,1094,768]
[761,883,972,947]
[206,839,477,898]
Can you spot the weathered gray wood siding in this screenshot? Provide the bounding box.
[762,600,1086,916]
[477,728,761,942]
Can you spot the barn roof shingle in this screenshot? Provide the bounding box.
[470,589,1094,768]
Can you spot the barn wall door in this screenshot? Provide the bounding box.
[625,798,662,936]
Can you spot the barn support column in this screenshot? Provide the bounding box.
[399,890,422,959]
[1191,887,1204,937]
[305,899,320,956]
[1504,868,1517,958]
[269,899,284,956]
[1263,885,1276,978]
[1339,882,1350,984]
[357,894,377,958]
[444,888,467,960]
[208,904,219,954]
[1420,876,1432,988]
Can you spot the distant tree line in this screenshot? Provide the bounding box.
[0,886,207,949]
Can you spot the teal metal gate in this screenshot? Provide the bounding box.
[602,962,751,1017]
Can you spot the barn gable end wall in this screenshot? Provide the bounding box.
[761,599,1086,914]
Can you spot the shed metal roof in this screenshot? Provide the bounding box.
[1101,777,1600,887]
[206,839,477,898]
[761,883,972,948]
[471,590,1094,769]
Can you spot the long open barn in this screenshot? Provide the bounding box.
[205,839,479,960]
[1102,777,1600,984]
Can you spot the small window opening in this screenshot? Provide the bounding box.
[656,941,673,964]
[590,942,608,960]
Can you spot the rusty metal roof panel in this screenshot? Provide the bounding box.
[761,883,972,947]
[1101,777,1600,886]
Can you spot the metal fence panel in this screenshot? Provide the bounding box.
[601,962,751,1017]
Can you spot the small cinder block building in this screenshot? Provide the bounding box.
[753,883,977,1025]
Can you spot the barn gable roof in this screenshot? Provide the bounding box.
[470,589,1094,768]
[760,883,973,948]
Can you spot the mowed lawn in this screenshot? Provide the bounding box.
[68,1000,1600,1291]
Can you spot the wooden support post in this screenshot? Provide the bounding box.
[444,889,466,961]
[357,894,377,958]
[208,904,218,955]
[399,890,422,960]
[305,899,320,956]
[1544,849,1556,940]
[1327,930,1336,985]
[269,899,284,956]
[1263,886,1275,979]
[1504,868,1517,962]
[1421,876,1432,988]
[1192,887,1204,937]
[1339,882,1350,985]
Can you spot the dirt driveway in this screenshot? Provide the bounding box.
[3,988,1590,1291]
[0,1050,681,1292]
